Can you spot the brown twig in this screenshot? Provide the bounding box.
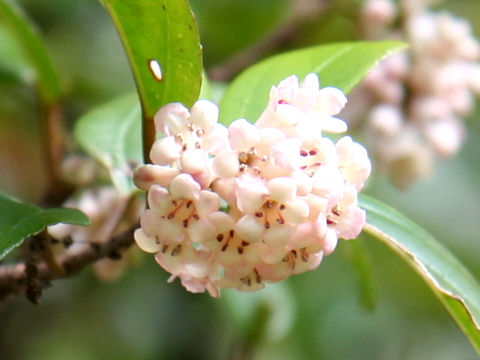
[40,102,74,207]
[0,222,138,304]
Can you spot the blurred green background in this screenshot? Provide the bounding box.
[1,0,480,359]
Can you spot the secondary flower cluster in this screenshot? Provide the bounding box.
[348,0,480,187]
[134,74,371,296]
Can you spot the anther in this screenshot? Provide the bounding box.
[216,234,224,242]
[171,244,182,256]
[195,129,204,137]
[309,149,317,156]
[255,212,263,218]
[300,150,308,157]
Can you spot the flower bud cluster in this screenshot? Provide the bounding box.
[48,187,144,281]
[134,74,371,296]
[351,0,480,187]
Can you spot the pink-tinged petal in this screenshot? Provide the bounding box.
[256,262,291,282]
[189,100,219,129]
[134,228,161,253]
[213,150,239,178]
[311,166,344,202]
[336,206,366,240]
[202,123,229,154]
[305,195,329,221]
[267,177,297,203]
[319,116,348,133]
[322,228,338,256]
[258,242,288,264]
[289,222,316,249]
[155,251,184,275]
[154,102,189,135]
[150,136,181,165]
[212,177,236,206]
[147,184,171,215]
[291,170,313,196]
[303,73,320,91]
[272,138,302,171]
[292,251,323,274]
[282,199,309,224]
[134,164,180,190]
[235,176,268,214]
[276,75,299,101]
[169,173,201,200]
[191,166,214,190]
[256,128,285,155]
[228,118,260,152]
[156,217,185,244]
[180,149,208,174]
[187,218,216,245]
[196,190,220,218]
[234,215,265,243]
[140,209,162,236]
[208,211,236,234]
[263,224,296,248]
[316,87,348,115]
[337,136,372,189]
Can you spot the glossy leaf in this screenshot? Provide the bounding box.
[0,0,60,103]
[0,23,30,85]
[102,0,203,158]
[0,192,90,260]
[74,92,142,195]
[220,41,406,125]
[360,194,480,355]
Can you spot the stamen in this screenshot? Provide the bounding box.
[216,234,224,242]
[161,245,169,253]
[239,152,248,164]
[332,205,341,216]
[309,149,317,156]
[167,200,186,219]
[254,269,262,283]
[300,248,309,262]
[255,212,263,218]
[175,134,184,144]
[195,129,204,137]
[171,244,182,256]
[195,141,201,149]
[327,217,338,225]
[300,150,308,157]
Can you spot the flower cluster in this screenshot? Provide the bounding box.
[48,187,144,281]
[134,74,371,296]
[349,0,480,187]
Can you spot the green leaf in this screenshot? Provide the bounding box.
[74,92,142,195]
[360,194,480,355]
[340,239,377,311]
[0,23,31,85]
[0,192,90,260]
[219,41,406,125]
[102,0,203,158]
[0,0,61,103]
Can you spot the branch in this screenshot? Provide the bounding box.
[0,222,139,303]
